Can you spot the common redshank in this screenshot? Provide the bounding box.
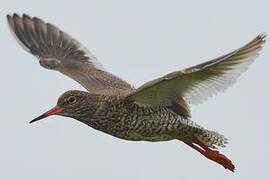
[7,13,266,172]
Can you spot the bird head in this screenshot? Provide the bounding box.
[30,90,92,124]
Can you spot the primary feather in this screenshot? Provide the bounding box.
[128,34,266,117]
[7,13,133,94]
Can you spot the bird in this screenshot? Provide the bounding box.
[7,13,266,172]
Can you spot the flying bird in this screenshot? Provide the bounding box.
[7,13,266,172]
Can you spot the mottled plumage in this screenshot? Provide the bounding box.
[7,13,266,172]
[55,91,222,144]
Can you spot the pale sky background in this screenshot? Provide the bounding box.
[1,0,270,179]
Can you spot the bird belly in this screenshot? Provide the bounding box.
[86,103,202,142]
[96,115,179,141]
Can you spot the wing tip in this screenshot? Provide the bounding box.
[257,32,267,45]
[6,12,31,18]
[6,13,41,26]
[259,32,267,39]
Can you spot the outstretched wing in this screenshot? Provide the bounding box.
[127,34,266,118]
[7,13,133,94]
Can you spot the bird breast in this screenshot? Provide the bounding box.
[85,98,183,141]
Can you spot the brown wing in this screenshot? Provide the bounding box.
[127,34,266,118]
[7,13,133,94]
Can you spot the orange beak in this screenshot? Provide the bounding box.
[30,106,63,124]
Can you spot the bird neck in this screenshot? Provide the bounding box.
[73,94,122,121]
[73,94,125,131]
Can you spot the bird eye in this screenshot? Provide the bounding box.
[67,96,77,104]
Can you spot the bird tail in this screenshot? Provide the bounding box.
[197,130,228,148]
[184,130,235,172]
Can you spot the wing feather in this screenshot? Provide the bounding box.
[127,34,266,117]
[7,13,133,94]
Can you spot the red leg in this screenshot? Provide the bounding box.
[185,140,235,172]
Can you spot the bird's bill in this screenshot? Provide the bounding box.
[30,106,63,124]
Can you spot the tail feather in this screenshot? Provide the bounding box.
[197,130,228,148]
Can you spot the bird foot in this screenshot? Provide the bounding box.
[185,140,235,172]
